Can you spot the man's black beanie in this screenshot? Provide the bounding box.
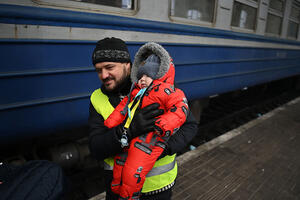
[92,37,131,65]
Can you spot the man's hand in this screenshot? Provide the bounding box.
[127,103,163,141]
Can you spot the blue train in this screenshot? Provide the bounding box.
[1,0,300,159]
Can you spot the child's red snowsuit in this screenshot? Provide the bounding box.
[104,43,189,200]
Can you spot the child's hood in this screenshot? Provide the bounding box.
[131,42,175,85]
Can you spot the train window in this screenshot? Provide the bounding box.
[269,0,285,12]
[170,0,216,23]
[287,20,299,38]
[266,14,282,35]
[290,3,300,19]
[67,0,134,10]
[287,2,300,39]
[265,0,285,36]
[34,0,137,14]
[231,1,258,30]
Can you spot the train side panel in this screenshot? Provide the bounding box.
[1,2,300,144]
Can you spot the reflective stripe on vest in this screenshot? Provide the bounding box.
[90,88,177,193]
[146,159,175,177]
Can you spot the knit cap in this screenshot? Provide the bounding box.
[92,37,131,65]
[137,54,160,80]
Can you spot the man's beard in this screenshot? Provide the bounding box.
[104,67,129,93]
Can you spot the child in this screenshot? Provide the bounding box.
[104,42,189,200]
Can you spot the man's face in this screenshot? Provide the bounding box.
[95,62,131,91]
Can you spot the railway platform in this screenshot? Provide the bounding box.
[90,97,300,200]
[173,97,300,200]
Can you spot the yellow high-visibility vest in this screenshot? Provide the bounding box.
[90,88,177,193]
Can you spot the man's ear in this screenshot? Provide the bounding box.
[125,62,131,72]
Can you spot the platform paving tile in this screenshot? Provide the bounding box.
[172,99,300,200]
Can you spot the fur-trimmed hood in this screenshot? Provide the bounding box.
[131,42,175,84]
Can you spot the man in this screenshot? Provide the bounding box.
[88,37,198,200]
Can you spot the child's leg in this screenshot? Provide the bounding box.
[111,151,128,195]
[118,133,166,199]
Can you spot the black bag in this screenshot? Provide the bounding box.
[0,160,66,200]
